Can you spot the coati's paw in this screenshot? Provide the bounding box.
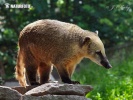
[71,81,80,84]
[30,82,40,85]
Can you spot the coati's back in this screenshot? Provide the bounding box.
[19,19,87,63]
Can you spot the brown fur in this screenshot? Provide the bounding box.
[15,19,110,87]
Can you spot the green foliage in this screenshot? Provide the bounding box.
[0,1,132,95]
[73,50,133,100]
[1,0,133,46]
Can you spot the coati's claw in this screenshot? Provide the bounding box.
[71,81,80,84]
[30,82,40,85]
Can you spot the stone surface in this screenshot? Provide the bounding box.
[25,83,93,96]
[0,86,22,100]
[0,83,93,100]
[23,95,91,100]
[12,85,38,94]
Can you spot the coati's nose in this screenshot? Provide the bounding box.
[100,59,112,69]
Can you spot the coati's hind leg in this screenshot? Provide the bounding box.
[25,63,39,85]
[38,62,52,84]
[55,63,80,84]
[23,49,39,85]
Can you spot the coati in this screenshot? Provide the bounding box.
[15,19,112,87]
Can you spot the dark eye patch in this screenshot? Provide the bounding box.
[95,50,104,59]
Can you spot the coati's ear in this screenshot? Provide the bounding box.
[95,30,98,35]
[81,36,91,47]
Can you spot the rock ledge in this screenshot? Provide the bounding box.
[0,83,93,100]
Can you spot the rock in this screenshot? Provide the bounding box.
[23,95,91,100]
[0,83,93,100]
[12,85,38,94]
[0,86,22,100]
[25,83,93,96]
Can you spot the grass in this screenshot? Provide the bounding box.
[73,50,133,100]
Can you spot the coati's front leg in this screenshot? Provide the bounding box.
[56,64,80,84]
[38,62,52,84]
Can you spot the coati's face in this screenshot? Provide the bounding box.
[83,32,112,69]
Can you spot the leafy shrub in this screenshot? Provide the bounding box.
[73,50,133,100]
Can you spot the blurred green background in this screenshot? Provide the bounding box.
[0,0,133,99]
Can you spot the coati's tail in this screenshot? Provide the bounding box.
[15,50,27,87]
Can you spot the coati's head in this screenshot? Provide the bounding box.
[82,31,112,69]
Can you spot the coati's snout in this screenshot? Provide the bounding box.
[96,51,112,69]
[88,50,112,69]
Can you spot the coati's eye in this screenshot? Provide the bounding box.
[95,50,101,54]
